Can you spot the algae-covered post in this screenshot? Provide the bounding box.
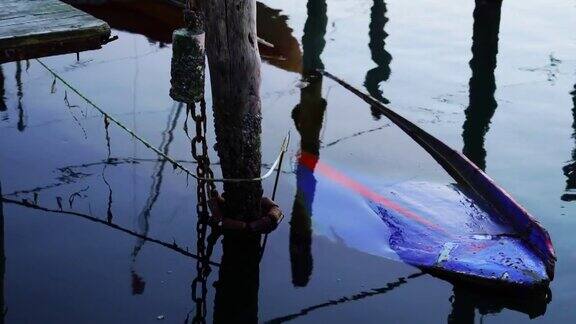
[204,0,263,221]
[204,1,263,323]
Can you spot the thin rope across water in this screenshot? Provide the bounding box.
[35,58,289,183]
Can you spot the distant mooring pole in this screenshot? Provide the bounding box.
[204,1,263,323]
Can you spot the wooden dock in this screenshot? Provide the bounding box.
[0,0,111,63]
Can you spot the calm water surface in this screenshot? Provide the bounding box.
[1,0,575,323]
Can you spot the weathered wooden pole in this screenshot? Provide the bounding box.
[204,0,262,220]
[204,1,262,323]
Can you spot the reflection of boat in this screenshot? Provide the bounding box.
[65,0,302,73]
[256,2,303,73]
[65,0,182,45]
[299,71,556,289]
[266,271,550,323]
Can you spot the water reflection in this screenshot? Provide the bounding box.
[447,284,549,323]
[130,103,183,294]
[212,232,260,323]
[0,66,6,116]
[289,0,328,287]
[364,0,392,120]
[15,61,26,132]
[68,0,302,73]
[2,195,211,261]
[562,84,576,201]
[67,0,183,45]
[0,181,5,324]
[256,2,303,73]
[462,0,502,171]
[0,0,565,322]
[266,272,425,323]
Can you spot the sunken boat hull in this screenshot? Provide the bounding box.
[295,71,556,289]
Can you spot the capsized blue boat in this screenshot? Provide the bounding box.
[366,181,550,287]
[305,70,556,288]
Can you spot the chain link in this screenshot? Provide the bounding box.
[189,99,218,324]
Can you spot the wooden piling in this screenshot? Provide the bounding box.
[204,0,263,222]
[204,1,263,322]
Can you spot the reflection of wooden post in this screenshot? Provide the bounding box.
[447,286,475,324]
[15,61,26,132]
[0,66,7,112]
[289,0,328,287]
[462,0,502,171]
[562,84,576,201]
[0,182,5,323]
[204,2,262,323]
[364,0,392,120]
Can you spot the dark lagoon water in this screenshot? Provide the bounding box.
[1,0,575,323]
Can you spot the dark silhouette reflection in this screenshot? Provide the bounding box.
[15,61,26,132]
[300,0,327,73]
[266,272,425,323]
[256,2,303,73]
[447,284,550,323]
[0,66,7,114]
[2,197,215,263]
[67,0,302,73]
[102,117,114,223]
[213,233,261,324]
[289,0,328,287]
[266,272,549,323]
[364,0,392,120]
[462,0,502,170]
[562,84,576,201]
[0,182,6,324]
[130,103,183,295]
[447,286,474,324]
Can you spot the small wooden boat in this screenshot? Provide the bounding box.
[296,71,555,288]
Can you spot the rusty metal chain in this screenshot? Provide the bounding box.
[189,99,219,324]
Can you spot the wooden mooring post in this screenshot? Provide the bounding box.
[204,0,263,220]
[204,1,263,323]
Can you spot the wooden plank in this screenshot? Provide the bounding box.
[0,0,111,63]
[0,11,91,28]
